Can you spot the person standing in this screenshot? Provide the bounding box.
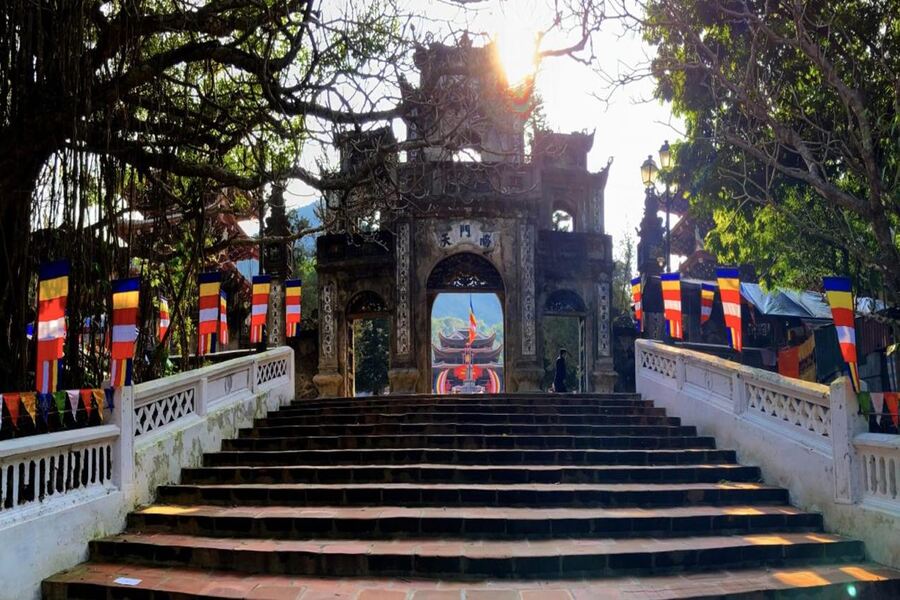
[553,348,568,393]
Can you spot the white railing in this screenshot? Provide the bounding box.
[636,339,900,568]
[0,347,295,600]
[0,426,118,524]
[856,434,900,510]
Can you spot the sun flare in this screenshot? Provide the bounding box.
[493,26,538,87]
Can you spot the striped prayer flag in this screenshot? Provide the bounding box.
[285,279,302,338]
[110,277,140,388]
[36,260,69,393]
[251,275,271,344]
[158,296,170,342]
[717,268,743,352]
[631,277,643,332]
[660,273,683,340]
[823,276,860,392]
[219,290,229,347]
[197,272,221,356]
[700,283,715,325]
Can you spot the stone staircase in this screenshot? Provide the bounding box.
[44,393,900,599]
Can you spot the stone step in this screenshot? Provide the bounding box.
[222,433,718,451]
[240,422,698,438]
[255,412,679,427]
[42,561,900,600]
[178,463,759,486]
[88,531,866,579]
[156,481,789,508]
[127,504,823,540]
[291,393,642,409]
[278,402,660,416]
[203,447,737,467]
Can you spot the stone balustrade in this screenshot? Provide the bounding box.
[0,347,294,600]
[636,339,900,569]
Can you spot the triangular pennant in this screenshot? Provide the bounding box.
[37,393,52,425]
[52,391,67,426]
[80,389,93,420]
[870,392,885,416]
[104,387,115,411]
[92,389,105,422]
[4,393,20,428]
[66,389,79,419]
[884,392,900,428]
[857,391,872,417]
[21,392,37,425]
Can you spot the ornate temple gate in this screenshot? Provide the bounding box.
[312,40,617,397]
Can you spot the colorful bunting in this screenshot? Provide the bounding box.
[66,389,79,419]
[717,268,743,352]
[700,283,715,325]
[823,276,860,392]
[660,273,683,340]
[858,391,873,417]
[250,275,270,344]
[21,392,37,425]
[884,392,900,428]
[158,296,170,342]
[631,277,643,332]
[219,290,229,347]
[104,387,115,411]
[4,393,20,428]
[36,260,69,393]
[110,277,140,388]
[80,389,94,420]
[92,389,105,422]
[38,393,51,425]
[285,279,302,338]
[53,391,67,426]
[197,272,221,355]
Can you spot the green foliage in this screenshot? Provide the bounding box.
[353,318,389,395]
[644,0,900,298]
[542,317,581,392]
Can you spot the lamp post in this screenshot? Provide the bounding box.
[640,141,677,272]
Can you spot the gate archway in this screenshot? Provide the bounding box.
[345,291,390,396]
[427,253,505,394]
[542,289,588,392]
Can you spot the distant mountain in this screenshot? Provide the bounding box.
[290,201,321,252]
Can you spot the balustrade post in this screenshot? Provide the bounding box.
[196,376,209,417]
[830,377,866,504]
[112,386,135,494]
[675,353,685,391]
[250,357,260,394]
[732,371,748,415]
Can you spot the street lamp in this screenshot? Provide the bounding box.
[639,141,676,271]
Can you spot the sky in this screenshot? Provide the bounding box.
[269,1,684,266]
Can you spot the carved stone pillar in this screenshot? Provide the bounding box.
[388,221,419,392]
[314,280,342,397]
[592,277,618,393]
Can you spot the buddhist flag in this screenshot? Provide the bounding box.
[197,272,221,356]
[158,296,170,342]
[285,279,302,338]
[660,273,683,340]
[110,277,140,388]
[823,276,860,392]
[36,260,69,393]
[250,275,271,344]
[219,290,229,347]
[700,283,715,325]
[717,268,743,352]
[468,295,478,345]
[631,277,643,332]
